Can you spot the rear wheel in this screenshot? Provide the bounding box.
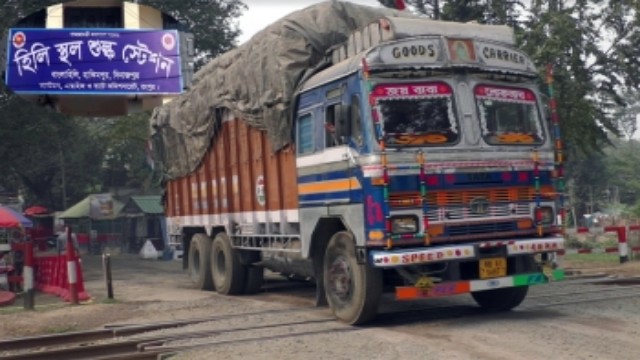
[323,231,382,325]
[211,233,246,295]
[471,286,529,311]
[188,234,214,290]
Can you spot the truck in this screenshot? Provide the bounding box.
[151,1,565,324]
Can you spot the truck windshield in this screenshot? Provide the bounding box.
[372,82,459,147]
[475,85,544,145]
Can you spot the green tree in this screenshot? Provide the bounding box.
[602,138,640,209]
[139,0,246,70]
[0,97,105,210]
[99,112,160,192]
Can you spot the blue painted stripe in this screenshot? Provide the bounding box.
[298,169,353,183]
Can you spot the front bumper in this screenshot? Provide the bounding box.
[369,235,564,268]
[395,269,565,300]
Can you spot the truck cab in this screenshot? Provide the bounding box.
[293,17,564,323]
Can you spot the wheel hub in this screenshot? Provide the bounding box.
[328,255,353,302]
[215,248,226,276]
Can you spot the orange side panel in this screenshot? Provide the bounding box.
[193,165,201,215]
[250,127,266,211]
[264,133,282,212]
[209,134,220,214]
[173,180,181,216]
[280,146,298,209]
[180,176,190,217]
[199,158,207,214]
[228,119,240,214]
[238,121,253,213]
[201,143,211,214]
[173,180,180,216]
[165,118,299,219]
[219,121,228,213]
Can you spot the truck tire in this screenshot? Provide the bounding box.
[210,233,246,295]
[471,286,529,311]
[188,234,214,290]
[323,231,382,325]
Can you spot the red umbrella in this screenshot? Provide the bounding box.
[0,206,33,228]
[24,205,49,216]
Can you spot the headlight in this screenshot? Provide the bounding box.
[539,206,554,225]
[391,215,419,234]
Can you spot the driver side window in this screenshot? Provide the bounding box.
[350,95,363,147]
[296,113,315,155]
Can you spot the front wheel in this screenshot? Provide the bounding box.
[323,231,382,325]
[471,286,529,311]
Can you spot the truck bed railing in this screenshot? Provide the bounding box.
[231,234,302,253]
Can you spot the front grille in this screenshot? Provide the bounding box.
[386,186,555,240]
[426,203,530,221]
[447,221,516,235]
[389,186,553,222]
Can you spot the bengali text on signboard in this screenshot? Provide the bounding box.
[5,28,183,95]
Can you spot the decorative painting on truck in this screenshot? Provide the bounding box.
[371,82,459,146]
[475,85,545,145]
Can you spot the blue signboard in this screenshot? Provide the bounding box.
[5,28,182,95]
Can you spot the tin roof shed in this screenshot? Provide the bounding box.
[120,196,164,216]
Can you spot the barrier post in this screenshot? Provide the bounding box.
[66,227,79,305]
[23,242,34,310]
[103,253,114,300]
[618,226,629,264]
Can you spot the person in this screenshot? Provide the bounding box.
[56,226,80,255]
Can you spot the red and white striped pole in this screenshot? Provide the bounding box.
[618,226,629,264]
[66,227,79,305]
[23,241,34,310]
[604,226,629,264]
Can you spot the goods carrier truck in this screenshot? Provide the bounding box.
[151,1,566,324]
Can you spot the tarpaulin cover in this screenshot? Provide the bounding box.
[149,1,417,179]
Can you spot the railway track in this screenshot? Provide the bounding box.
[0,307,337,360]
[2,276,638,360]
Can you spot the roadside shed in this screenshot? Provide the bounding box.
[119,195,165,254]
[59,194,125,254]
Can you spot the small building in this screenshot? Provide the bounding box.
[119,195,165,254]
[59,193,125,254]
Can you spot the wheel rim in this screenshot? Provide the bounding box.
[215,246,226,277]
[328,255,353,303]
[191,248,200,277]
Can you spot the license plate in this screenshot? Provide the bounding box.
[479,258,507,279]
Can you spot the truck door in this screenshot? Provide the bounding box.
[296,82,357,207]
[320,83,357,205]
